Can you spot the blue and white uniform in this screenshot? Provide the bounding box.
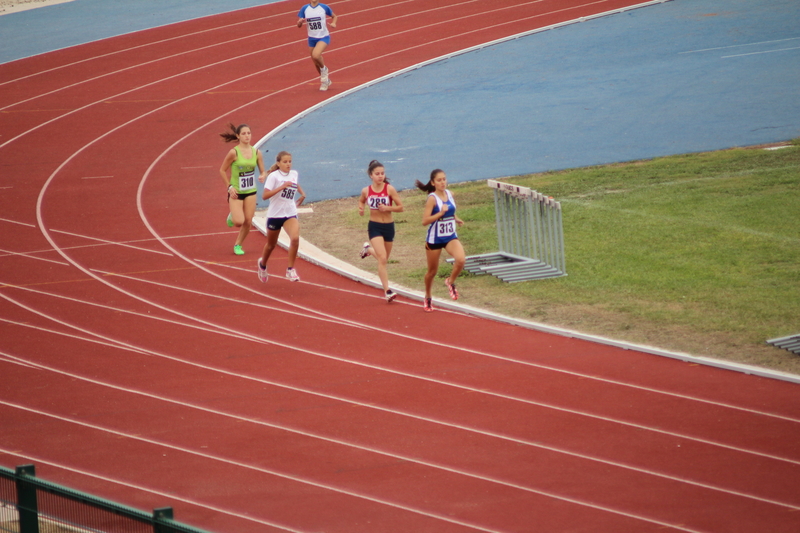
[298,3,333,40]
[425,190,458,246]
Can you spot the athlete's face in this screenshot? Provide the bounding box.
[237,127,252,144]
[433,172,447,191]
[278,155,292,173]
[370,166,386,184]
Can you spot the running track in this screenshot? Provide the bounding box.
[1,1,799,532]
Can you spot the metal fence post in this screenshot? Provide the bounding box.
[153,507,175,533]
[15,465,40,533]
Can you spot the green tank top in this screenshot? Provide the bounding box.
[230,146,258,194]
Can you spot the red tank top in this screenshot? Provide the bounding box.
[367,185,392,210]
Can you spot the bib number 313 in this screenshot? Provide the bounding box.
[437,217,456,238]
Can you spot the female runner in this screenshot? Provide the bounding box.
[257,151,306,282]
[358,160,404,302]
[219,123,265,256]
[297,0,338,91]
[416,169,466,312]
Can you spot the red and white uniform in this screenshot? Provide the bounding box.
[366,185,392,210]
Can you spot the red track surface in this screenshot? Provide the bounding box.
[1,1,799,532]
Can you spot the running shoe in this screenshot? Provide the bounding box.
[386,290,397,303]
[286,268,300,282]
[320,78,331,92]
[226,213,234,227]
[359,242,370,259]
[233,244,245,256]
[257,260,268,283]
[423,298,433,312]
[445,278,459,300]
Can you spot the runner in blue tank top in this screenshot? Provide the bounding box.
[416,169,466,312]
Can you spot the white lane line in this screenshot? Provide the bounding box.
[3,351,798,514]
[723,46,800,58]
[7,280,365,331]
[2,286,799,470]
[0,446,309,533]
[0,400,509,533]
[49,229,174,256]
[0,248,70,266]
[205,261,421,305]
[680,36,800,54]
[0,316,151,355]
[0,217,36,228]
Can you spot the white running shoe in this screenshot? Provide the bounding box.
[386,290,397,303]
[320,78,331,91]
[257,260,268,282]
[320,67,329,83]
[359,242,370,259]
[286,268,300,282]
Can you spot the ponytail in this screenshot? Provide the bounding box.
[220,122,249,143]
[415,168,444,194]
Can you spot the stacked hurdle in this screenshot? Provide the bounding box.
[767,333,800,355]
[457,180,567,283]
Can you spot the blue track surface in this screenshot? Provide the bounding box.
[258,0,800,202]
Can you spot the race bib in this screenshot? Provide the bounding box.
[437,217,456,238]
[280,184,297,200]
[238,169,255,191]
[368,196,389,209]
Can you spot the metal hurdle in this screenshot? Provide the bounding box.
[767,333,800,355]
[457,180,566,283]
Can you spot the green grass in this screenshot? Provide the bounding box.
[302,141,800,373]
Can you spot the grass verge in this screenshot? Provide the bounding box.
[300,141,800,375]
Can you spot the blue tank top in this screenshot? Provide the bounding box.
[425,190,457,245]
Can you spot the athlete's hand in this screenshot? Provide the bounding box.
[228,186,239,200]
[258,172,266,183]
[297,19,305,28]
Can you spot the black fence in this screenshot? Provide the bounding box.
[1,465,213,533]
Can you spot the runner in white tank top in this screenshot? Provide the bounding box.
[257,151,307,283]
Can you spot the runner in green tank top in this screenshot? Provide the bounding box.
[219,123,266,255]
